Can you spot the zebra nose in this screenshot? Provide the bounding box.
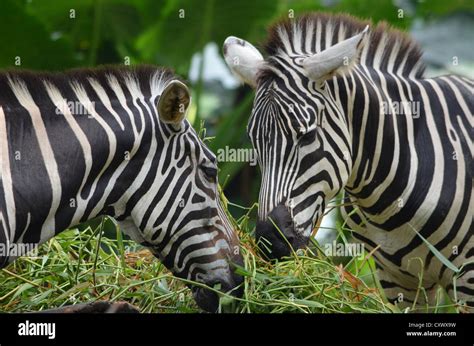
[256,204,303,260]
[192,270,244,312]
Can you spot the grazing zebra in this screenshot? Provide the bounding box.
[224,13,473,311]
[0,65,243,312]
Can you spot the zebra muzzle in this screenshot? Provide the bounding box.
[256,204,306,260]
[191,270,244,312]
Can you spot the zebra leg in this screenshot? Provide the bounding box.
[377,266,438,312]
[446,262,474,312]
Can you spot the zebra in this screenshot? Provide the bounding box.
[223,13,473,311]
[0,65,243,312]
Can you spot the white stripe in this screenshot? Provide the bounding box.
[43,81,93,207]
[0,106,15,241]
[8,78,62,241]
[88,78,125,130]
[70,81,117,222]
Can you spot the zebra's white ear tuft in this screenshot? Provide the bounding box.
[158,80,191,124]
[302,25,369,82]
[223,36,264,88]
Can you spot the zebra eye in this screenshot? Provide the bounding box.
[299,129,316,146]
[201,165,218,180]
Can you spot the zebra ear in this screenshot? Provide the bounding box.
[158,80,191,124]
[223,36,264,88]
[302,25,369,81]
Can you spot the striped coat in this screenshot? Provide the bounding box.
[0,66,242,312]
[224,13,473,311]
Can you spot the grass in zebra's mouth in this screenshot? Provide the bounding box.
[0,203,459,313]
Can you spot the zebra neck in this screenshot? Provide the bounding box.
[0,74,165,257]
[337,68,413,207]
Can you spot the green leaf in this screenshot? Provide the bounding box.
[407,223,460,273]
[293,298,325,309]
[0,0,76,69]
[416,0,474,18]
[335,0,412,29]
[12,283,34,300]
[135,0,279,75]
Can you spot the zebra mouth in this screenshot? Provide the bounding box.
[191,271,244,312]
[192,287,220,312]
[256,203,308,260]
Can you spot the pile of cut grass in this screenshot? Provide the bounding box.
[0,201,457,313]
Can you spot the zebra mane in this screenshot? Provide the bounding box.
[0,65,177,103]
[261,12,425,79]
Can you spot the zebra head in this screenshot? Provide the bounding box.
[0,67,243,312]
[116,76,243,311]
[223,24,368,259]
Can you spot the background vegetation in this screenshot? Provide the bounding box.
[0,0,472,312]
